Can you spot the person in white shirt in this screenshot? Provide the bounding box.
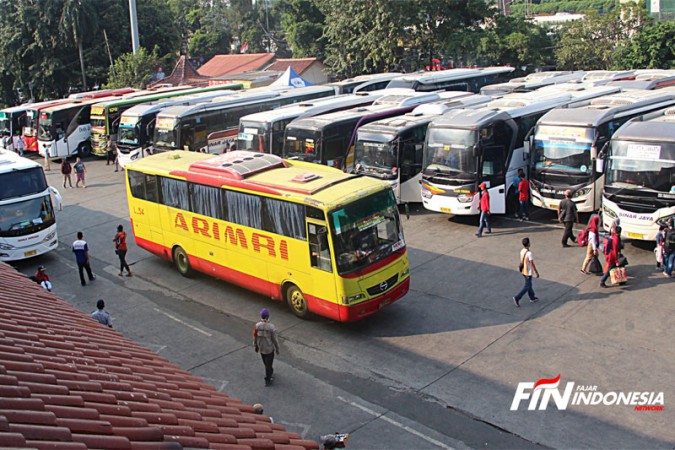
[513,237,540,307]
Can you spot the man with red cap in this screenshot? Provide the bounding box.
[254,308,280,386]
[475,182,491,237]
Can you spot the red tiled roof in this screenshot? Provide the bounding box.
[149,56,210,88]
[0,262,318,450]
[264,59,319,75]
[198,54,276,78]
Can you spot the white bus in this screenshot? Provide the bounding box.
[420,85,620,216]
[282,90,444,170]
[602,106,675,241]
[479,71,586,97]
[353,92,492,204]
[608,69,675,91]
[152,85,335,154]
[529,89,675,213]
[236,93,382,156]
[328,73,402,94]
[116,90,242,168]
[0,152,59,261]
[386,67,514,93]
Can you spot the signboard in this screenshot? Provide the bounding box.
[537,125,593,142]
[90,106,105,116]
[155,117,176,130]
[626,144,661,160]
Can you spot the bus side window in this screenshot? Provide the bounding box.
[308,223,332,272]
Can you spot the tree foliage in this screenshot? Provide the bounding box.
[614,21,675,69]
[105,47,161,89]
[277,0,325,58]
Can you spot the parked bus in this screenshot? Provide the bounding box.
[283,90,444,170]
[37,98,104,159]
[0,88,136,151]
[608,69,675,91]
[116,88,243,168]
[237,93,382,156]
[420,85,621,216]
[23,88,136,152]
[354,92,492,204]
[385,67,514,93]
[528,89,675,213]
[0,152,59,261]
[601,106,675,241]
[581,70,636,85]
[89,84,243,157]
[152,85,335,155]
[328,73,402,94]
[125,150,410,321]
[479,71,586,97]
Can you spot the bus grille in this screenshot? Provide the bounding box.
[366,274,398,296]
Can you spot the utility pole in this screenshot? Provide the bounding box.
[128,0,140,54]
[104,29,116,81]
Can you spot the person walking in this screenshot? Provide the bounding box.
[580,215,600,274]
[14,133,24,157]
[254,308,280,386]
[106,141,116,166]
[91,299,112,328]
[655,224,666,270]
[74,157,86,188]
[113,224,132,277]
[61,158,73,188]
[661,218,675,278]
[517,171,530,221]
[600,226,621,288]
[513,237,539,307]
[475,182,491,237]
[558,189,579,247]
[510,169,523,218]
[72,231,95,286]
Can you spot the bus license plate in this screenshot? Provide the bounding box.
[379,299,391,309]
[441,207,452,213]
[627,232,643,239]
[549,205,557,210]
[24,250,37,257]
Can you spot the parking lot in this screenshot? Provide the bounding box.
[10,154,674,449]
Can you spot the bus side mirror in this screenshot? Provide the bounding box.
[523,139,531,161]
[595,158,604,174]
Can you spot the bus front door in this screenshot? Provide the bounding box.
[306,221,338,317]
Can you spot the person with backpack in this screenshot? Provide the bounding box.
[61,158,73,188]
[662,218,675,278]
[580,215,600,274]
[600,226,621,288]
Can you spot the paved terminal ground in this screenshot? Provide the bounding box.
[11,155,674,449]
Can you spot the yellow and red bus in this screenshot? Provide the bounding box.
[125,150,410,321]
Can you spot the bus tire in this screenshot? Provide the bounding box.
[285,284,309,319]
[172,246,193,277]
[78,142,91,158]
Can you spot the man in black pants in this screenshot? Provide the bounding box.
[254,308,280,386]
[558,189,579,247]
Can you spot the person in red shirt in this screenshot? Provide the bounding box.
[113,224,132,277]
[475,182,491,237]
[600,225,621,288]
[518,174,530,221]
[34,265,52,291]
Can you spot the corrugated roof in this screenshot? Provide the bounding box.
[149,56,210,88]
[0,262,318,450]
[264,59,320,75]
[198,54,276,78]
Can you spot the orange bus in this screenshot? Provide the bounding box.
[125,150,410,321]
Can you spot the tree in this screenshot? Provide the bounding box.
[278,0,325,58]
[555,2,649,70]
[105,47,160,89]
[60,0,98,90]
[188,1,233,61]
[614,21,675,69]
[476,14,553,68]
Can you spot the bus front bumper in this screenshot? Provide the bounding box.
[338,276,410,322]
[0,235,58,262]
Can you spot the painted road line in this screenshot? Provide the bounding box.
[153,307,213,337]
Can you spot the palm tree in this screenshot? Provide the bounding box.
[60,0,97,90]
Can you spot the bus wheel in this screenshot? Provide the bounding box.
[172,246,193,277]
[285,284,309,319]
[78,142,91,158]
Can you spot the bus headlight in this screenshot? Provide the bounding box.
[0,243,15,250]
[603,206,617,220]
[401,266,410,277]
[573,188,591,198]
[457,194,474,203]
[346,293,365,304]
[42,231,56,243]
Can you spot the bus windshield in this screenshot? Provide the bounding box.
[387,80,415,90]
[154,125,179,150]
[0,194,55,237]
[238,121,269,152]
[90,117,106,129]
[423,128,477,178]
[533,125,594,174]
[38,116,54,141]
[354,133,397,178]
[330,189,403,275]
[118,125,139,145]
[0,167,48,200]
[606,141,675,193]
[284,129,322,162]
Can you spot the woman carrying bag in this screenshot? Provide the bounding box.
[580,215,601,274]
